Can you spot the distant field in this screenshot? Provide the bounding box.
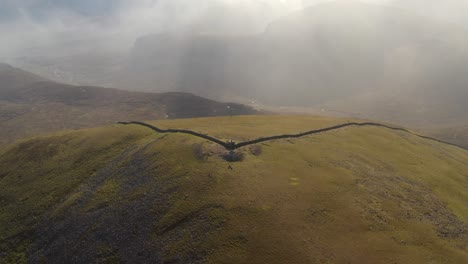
[1,115,467,263]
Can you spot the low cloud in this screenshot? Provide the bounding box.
[1,0,465,59]
[0,0,309,58]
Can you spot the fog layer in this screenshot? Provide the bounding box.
[1,0,468,127]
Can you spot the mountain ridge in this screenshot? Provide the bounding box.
[7,2,468,129]
[0,64,257,146]
[118,120,465,151]
[1,115,467,263]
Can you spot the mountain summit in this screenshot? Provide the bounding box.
[1,115,467,263]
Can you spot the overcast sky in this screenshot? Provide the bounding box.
[0,0,300,57]
[0,0,465,58]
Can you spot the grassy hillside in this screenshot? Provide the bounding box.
[1,116,467,263]
[0,64,257,147]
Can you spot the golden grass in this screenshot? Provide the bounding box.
[1,115,467,263]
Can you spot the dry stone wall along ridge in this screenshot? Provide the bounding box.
[117,121,463,150]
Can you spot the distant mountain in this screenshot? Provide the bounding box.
[0,64,257,146]
[8,1,468,128]
[9,51,127,87]
[0,63,46,95]
[122,1,468,126]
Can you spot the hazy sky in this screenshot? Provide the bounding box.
[0,0,463,58]
[0,0,305,57]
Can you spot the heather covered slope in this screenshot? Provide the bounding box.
[1,116,467,263]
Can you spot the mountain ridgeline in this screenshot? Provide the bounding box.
[0,64,257,146]
[1,2,468,264]
[117,120,464,151]
[8,1,468,129]
[1,116,467,263]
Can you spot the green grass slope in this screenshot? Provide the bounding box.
[0,116,467,263]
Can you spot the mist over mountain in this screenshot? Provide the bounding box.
[2,1,468,128]
[0,0,121,21]
[0,0,307,59]
[391,0,468,27]
[0,64,256,146]
[120,1,468,126]
[2,2,468,263]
